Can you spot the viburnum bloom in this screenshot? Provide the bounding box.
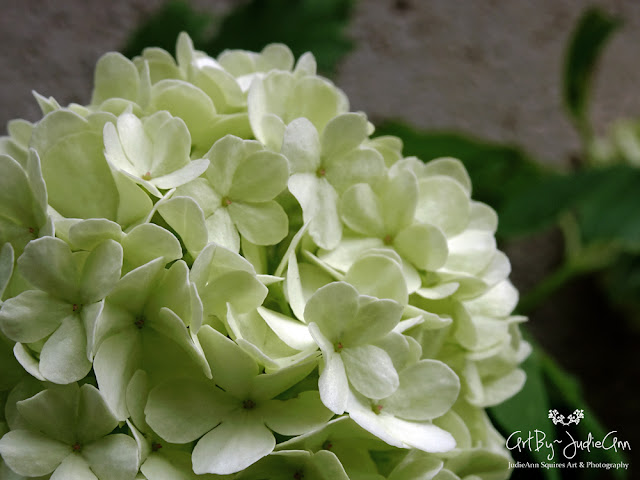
[0,34,527,480]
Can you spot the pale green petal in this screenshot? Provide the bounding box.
[281,118,321,174]
[16,385,78,444]
[198,270,267,318]
[150,80,216,151]
[41,128,119,220]
[264,391,333,436]
[285,252,307,322]
[198,325,258,398]
[394,224,448,271]
[175,177,221,217]
[0,243,14,298]
[112,170,154,228]
[344,254,407,305]
[422,157,471,194]
[68,219,122,251]
[309,323,348,415]
[324,148,385,195]
[444,231,496,275]
[249,356,316,400]
[39,315,91,384]
[82,434,139,480]
[248,72,294,148]
[381,170,418,235]
[464,280,518,318]
[342,344,399,399]
[0,290,70,343]
[76,384,119,444]
[157,196,208,257]
[151,159,209,190]
[125,370,149,434]
[229,151,289,202]
[0,430,69,477]
[347,391,456,452]
[304,282,359,342]
[13,343,45,381]
[192,415,275,475]
[343,298,402,346]
[467,202,498,232]
[116,113,152,173]
[259,43,295,71]
[340,183,384,237]
[51,453,98,480]
[106,258,164,314]
[292,76,348,133]
[79,240,123,303]
[93,330,140,421]
[205,207,240,253]
[415,177,471,237]
[257,307,315,351]
[289,174,341,250]
[387,450,443,480]
[147,113,192,178]
[381,360,460,421]
[145,377,234,444]
[91,52,140,104]
[321,113,369,158]
[317,237,383,273]
[228,201,288,246]
[121,224,182,272]
[18,236,79,302]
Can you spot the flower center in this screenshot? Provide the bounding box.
[221,196,233,207]
[383,234,393,245]
[151,442,163,452]
[243,399,256,410]
[134,315,146,329]
[372,404,384,415]
[334,342,344,353]
[293,471,304,480]
[72,442,82,452]
[316,167,326,177]
[72,304,81,313]
[322,440,333,450]
[142,171,152,181]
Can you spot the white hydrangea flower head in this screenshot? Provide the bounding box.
[0,33,526,480]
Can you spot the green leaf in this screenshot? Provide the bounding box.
[563,7,622,133]
[205,0,355,76]
[499,165,640,249]
[374,123,546,214]
[120,0,213,59]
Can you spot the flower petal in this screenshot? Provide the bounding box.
[0,430,70,477]
[228,201,288,246]
[192,414,275,475]
[381,360,460,421]
[342,344,399,399]
[39,315,92,384]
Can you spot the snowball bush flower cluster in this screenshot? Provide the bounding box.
[0,34,530,480]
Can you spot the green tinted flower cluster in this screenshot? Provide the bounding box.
[0,34,529,480]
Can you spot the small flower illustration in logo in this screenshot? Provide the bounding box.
[548,409,585,426]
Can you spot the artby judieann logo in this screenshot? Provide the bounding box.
[506,409,631,472]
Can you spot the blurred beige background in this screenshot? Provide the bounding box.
[1,0,639,169]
